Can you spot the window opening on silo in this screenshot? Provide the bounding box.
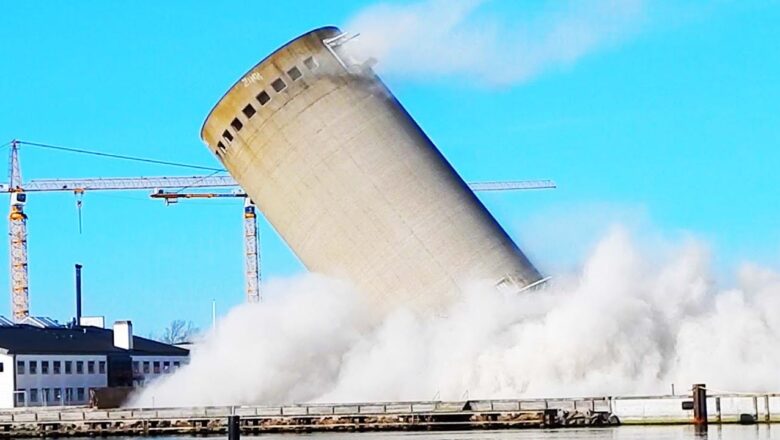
[303,56,318,71]
[223,130,234,142]
[242,103,256,118]
[287,66,302,81]
[231,118,243,132]
[271,78,286,92]
[217,141,226,151]
[257,90,271,106]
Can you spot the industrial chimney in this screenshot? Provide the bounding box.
[75,264,83,326]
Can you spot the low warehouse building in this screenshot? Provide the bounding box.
[0,318,188,408]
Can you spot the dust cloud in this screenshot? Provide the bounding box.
[128,227,780,407]
[343,0,647,85]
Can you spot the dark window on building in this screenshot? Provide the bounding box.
[42,388,50,404]
[99,361,106,374]
[65,361,72,374]
[217,141,226,152]
[153,361,160,374]
[143,361,150,374]
[257,91,271,106]
[271,78,286,92]
[87,361,95,374]
[287,66,302,81]
[41,361,49,375]
[16,390,25,405]
[303,56,318,71]
[231,118,243,132]
[65,388,74,403]
[222,130,234,142]
[29,361,37,375]
[29,389,38,403]
[16,361,24,374]
[54,388,62,403]
[132,361,140,374]
[173,361,181,369]
[242,104,256,118]
[76,388,85,402]
[163,361,170,373]
[76,361,83,374]
[53,361,60,374]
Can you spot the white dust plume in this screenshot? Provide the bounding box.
[343,0,647,85]
[129,227,780,407]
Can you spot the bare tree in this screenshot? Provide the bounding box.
[158,320,199,344]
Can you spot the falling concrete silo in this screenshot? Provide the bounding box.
[201,27,543,309]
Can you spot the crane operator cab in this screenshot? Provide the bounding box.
[9,191,27,221]
[11,191,26,207]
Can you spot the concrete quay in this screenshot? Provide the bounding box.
[0,398,613,437]
[0,393,777,437]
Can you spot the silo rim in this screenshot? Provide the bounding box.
[199,25,342,142]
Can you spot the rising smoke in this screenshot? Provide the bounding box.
[129,227,780,407]
[343,0,647,85]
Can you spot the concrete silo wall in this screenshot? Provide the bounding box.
[201,27,542,309]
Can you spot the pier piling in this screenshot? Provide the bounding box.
[753,396,759,422]
[716,397,722,423]
[693,384,708,427]
[766,395,772,423]
[228,415,240,440]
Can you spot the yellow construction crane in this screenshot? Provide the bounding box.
[148,177,558,309]
[4,140,237,322]
[149,191,261,304]
[4,139,556,321]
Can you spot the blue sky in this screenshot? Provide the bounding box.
[1,1,778,334]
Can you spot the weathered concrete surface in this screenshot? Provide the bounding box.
[201,27,542,310]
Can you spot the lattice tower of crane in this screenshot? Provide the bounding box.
[3,139,556,322]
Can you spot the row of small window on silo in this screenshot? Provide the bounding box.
[216,56,319,153]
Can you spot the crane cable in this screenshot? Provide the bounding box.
[171,169,226,194]
[14,140,230,232]
[17,140,225,172]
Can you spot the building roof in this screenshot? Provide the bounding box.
[0,325,189,356]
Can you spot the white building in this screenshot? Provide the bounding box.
[0,318,189,408]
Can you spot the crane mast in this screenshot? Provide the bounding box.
[8,141,29,321]
[8,208,28,322]
[243,201,260,303]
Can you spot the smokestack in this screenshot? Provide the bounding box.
[75,264,83,326]
[113,320,133,350]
